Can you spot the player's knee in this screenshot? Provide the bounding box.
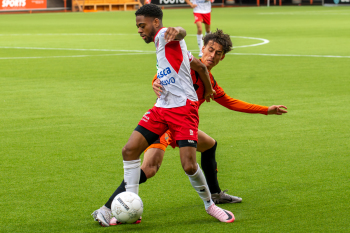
[122,146,130,160]
[183,163,197,175]
[142,163,160,178]
[146,167,157,178]
[122,144,138,160]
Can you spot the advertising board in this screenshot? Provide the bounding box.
[0,0,46,10]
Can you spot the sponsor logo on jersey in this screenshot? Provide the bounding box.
[142,111,150,122]
[160,77,175,86]
[157,67,172,79]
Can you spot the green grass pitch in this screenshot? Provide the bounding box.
[1,6,349,233]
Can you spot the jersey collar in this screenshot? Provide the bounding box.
[153,27,165,42]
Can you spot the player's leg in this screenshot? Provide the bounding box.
[204,23,211,35]
[197,130,220,193]
[179,143,234,223]
[92,129,151,227]
[92,128,156,227]
[123,105,168,195]
[197,130,242,204]
[141,148,165,178]
[194,14,204,57]
[95,132,169,226]
[179,143,212,209]
[105,132,169,213]
[122,128,155,194]
[108,147,165,226]
[166,99,233,222]
[203,13,211,36]
[196,21,203,36]
[104,148,164,210]
[93,106,166,227]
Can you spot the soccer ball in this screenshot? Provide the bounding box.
[111,191,143,223]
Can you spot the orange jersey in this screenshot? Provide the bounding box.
[148,65,269,151]
[191,69,268,114]
[151,69,268,115]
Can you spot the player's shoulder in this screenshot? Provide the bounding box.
[157,28,168,38]
[154,28,168,48]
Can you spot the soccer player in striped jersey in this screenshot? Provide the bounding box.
[92,4,235,227]
[99,29,287,226]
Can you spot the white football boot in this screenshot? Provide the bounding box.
[211,190,242,204]
[92,205,112,227]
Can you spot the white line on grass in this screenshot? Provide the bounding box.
[0,52,155,60]
[0,46,151,53]
[258,10,350,15]
[1,52,349,60]
[0,46,155,53]
[0,35,348,59]
[0,33,135,36]
[0,34,269,49]
[230,36,269,48]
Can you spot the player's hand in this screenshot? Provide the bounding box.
[204,88,216,102]
[164,27,180,43]
[267,105,288,115]
[153,79,163,98]
[191,4,197,8]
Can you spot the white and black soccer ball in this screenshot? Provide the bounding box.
[111,191,143,223]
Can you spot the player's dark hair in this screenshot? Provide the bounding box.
[203,29,232,54]
[135,4,163,21]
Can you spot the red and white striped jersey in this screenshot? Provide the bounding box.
[153,27,198,108]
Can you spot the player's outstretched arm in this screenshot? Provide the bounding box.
[164,27,186,42]
[190,57,215,102]
[267,105,288,115]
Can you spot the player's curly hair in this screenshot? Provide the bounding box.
[135,4,163,21]
[203,29,232,54]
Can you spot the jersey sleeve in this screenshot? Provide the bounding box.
[213,82,269,115]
